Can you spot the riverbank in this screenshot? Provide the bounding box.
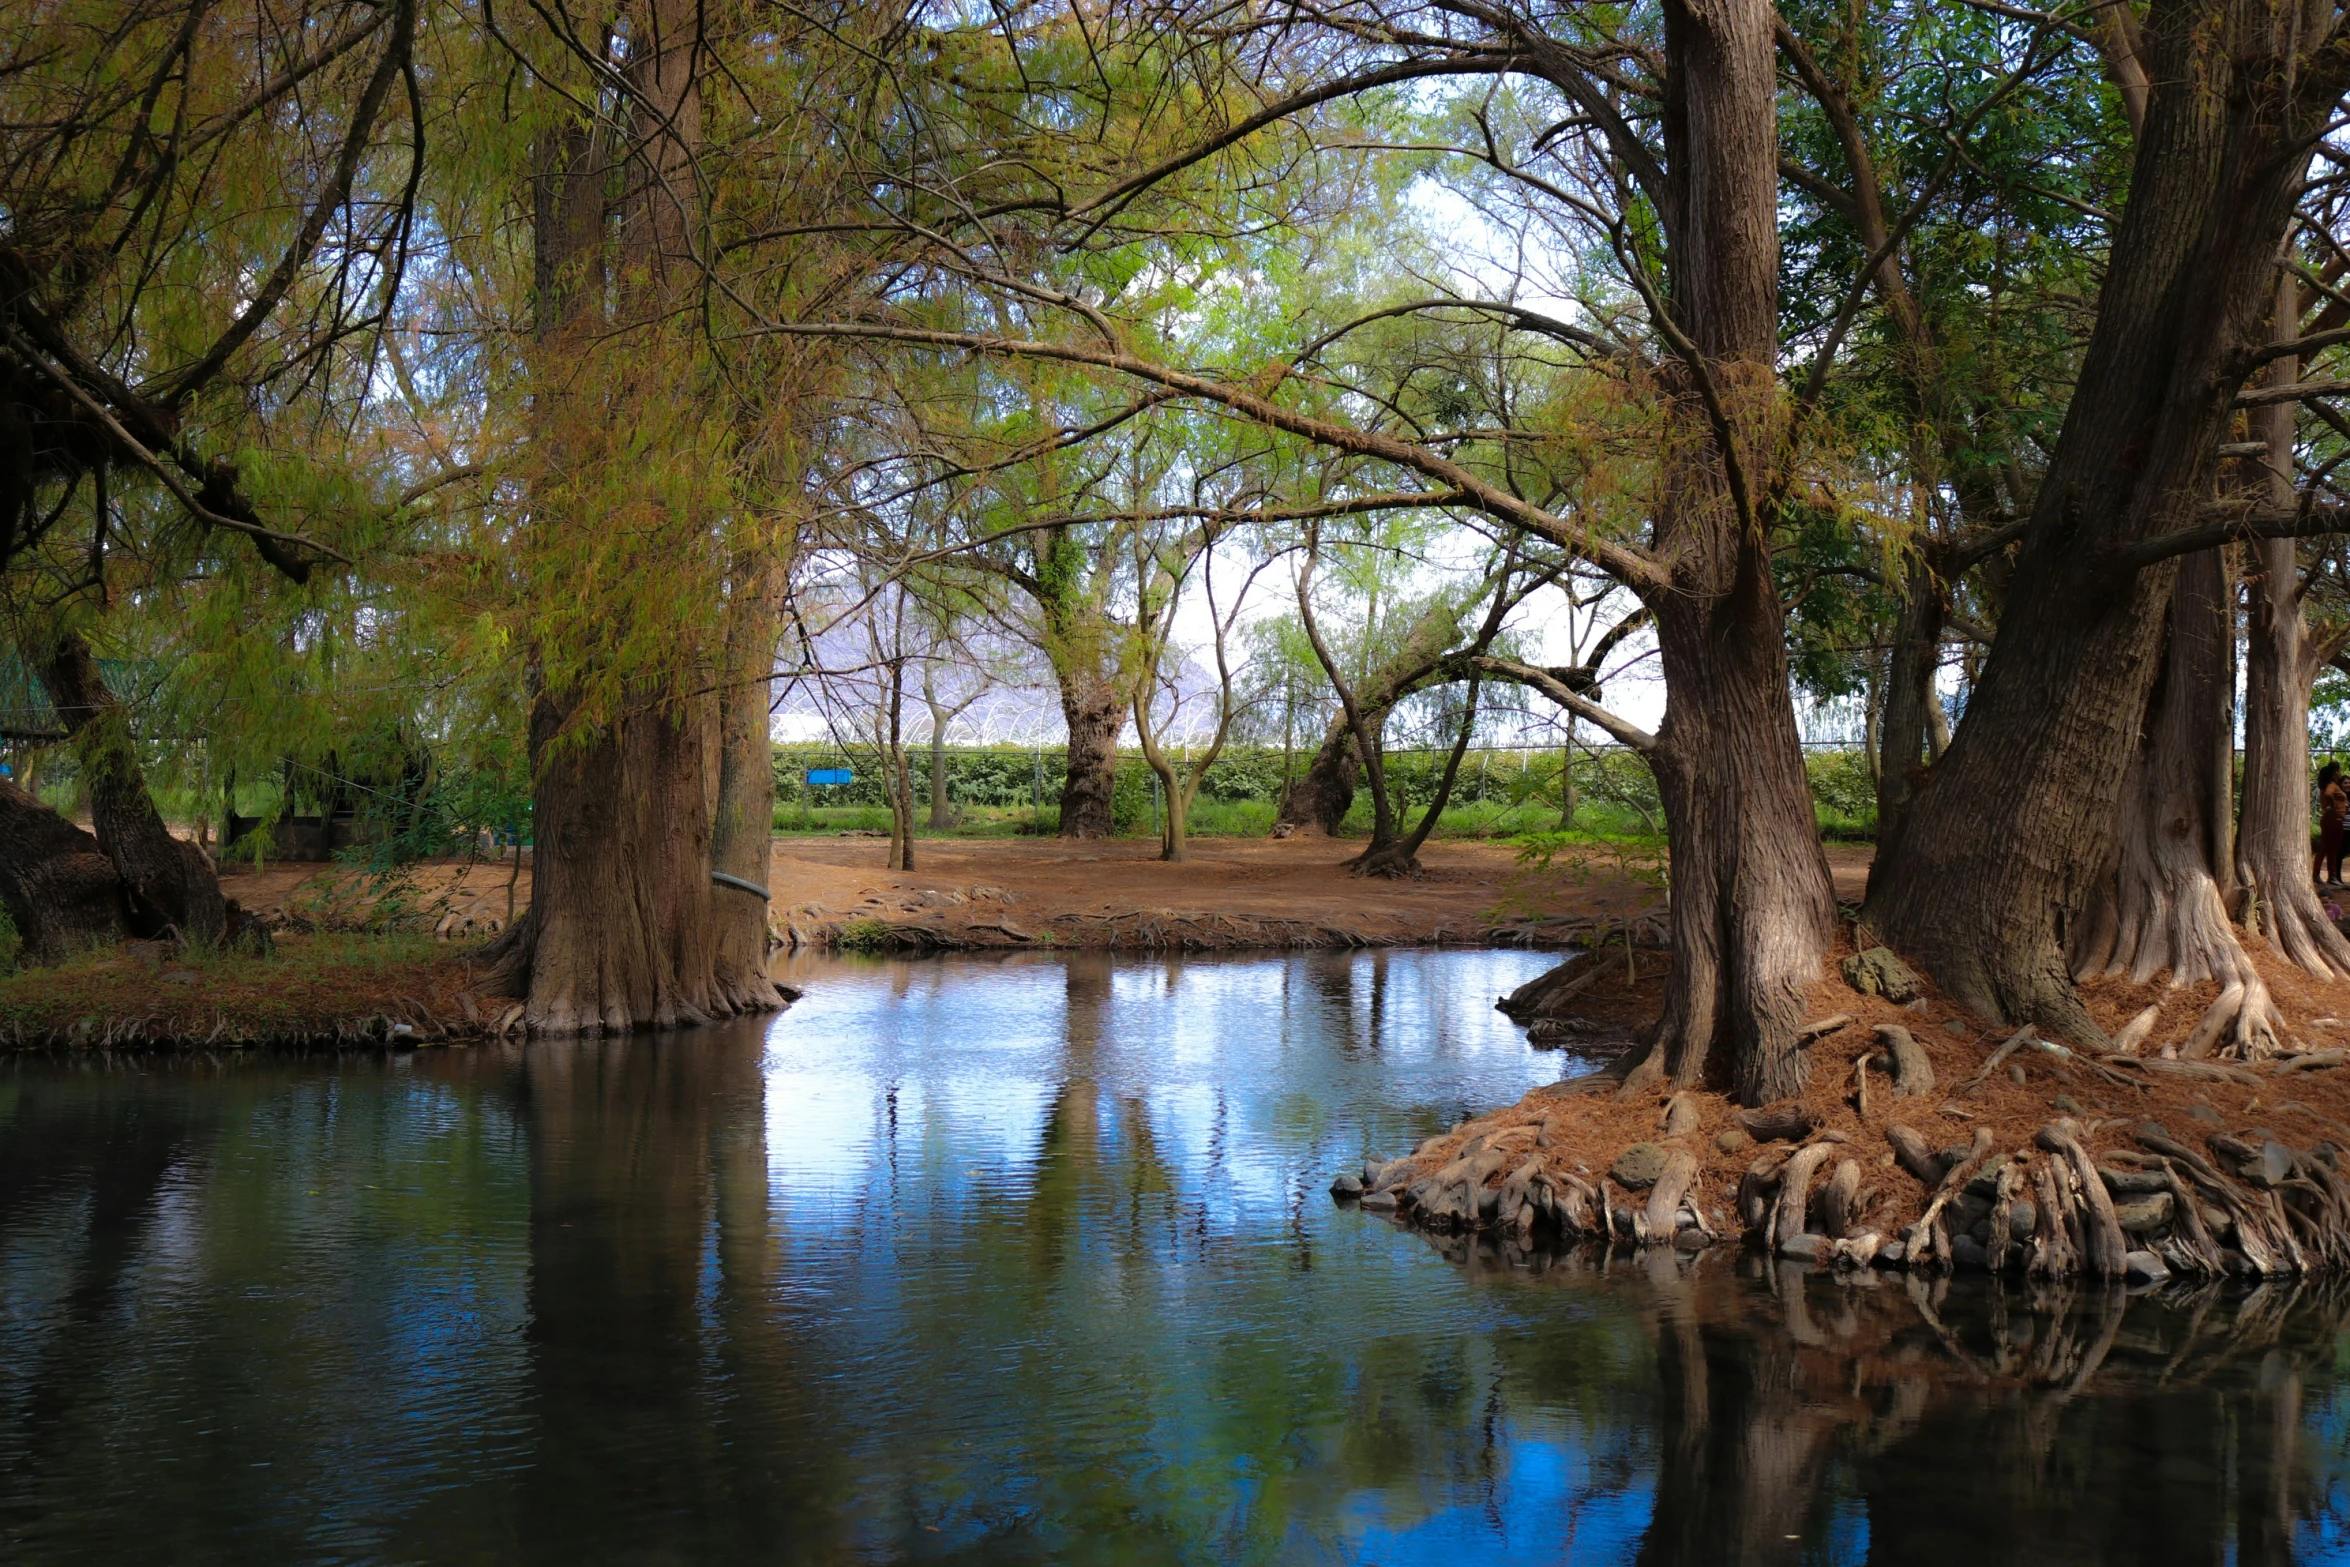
[1355,932,2350,1283]
[0,931,499,1048]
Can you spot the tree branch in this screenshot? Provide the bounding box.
[1476,655,1657,753]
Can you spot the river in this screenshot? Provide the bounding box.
[3,948,2348,1563]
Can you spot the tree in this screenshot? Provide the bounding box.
[1864,0,2350,1038]
[1130,521,1269,861]
[0,0,419,958]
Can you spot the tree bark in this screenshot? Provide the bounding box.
[1274,717,1363,836]
[1058,678,1123,838]
[2238,271,2350,977]
[1624,0,1836,1105]
[710,555,786,1011]
[33,628,226,944]
[2070,550,2284,1054]
[0,781,127,962]
[1869,561,1946,887]
[1863,0,2350,1037]
[511,688,725,1033]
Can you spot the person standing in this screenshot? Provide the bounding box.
[2318,761,2348,887]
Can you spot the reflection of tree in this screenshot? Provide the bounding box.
[1434,1233,2350,1566]
[513,1023,847,1560]
[0,1067,201,1525]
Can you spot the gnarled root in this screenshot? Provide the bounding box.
[2073,872,2285,1060]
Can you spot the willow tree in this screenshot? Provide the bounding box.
[0,0,420,953]
[475,0,801,1029]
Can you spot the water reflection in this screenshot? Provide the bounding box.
[0,950,2347,1564]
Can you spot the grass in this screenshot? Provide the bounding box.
[0,929,485,1048]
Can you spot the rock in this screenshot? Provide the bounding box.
[1935,1145,1972,1178]
[1612,1142,1672,1189]
[1949,1233,1989,1271]
[1361,1191,1398,1213]
[1330,1171,1363,1198]
[2259,1140,2293,1187]
[2008,1064,2027,1086]
[2124,1249,2172,1284]
[2098,1166,2169,1195]
[1674,1227,1710,1252]
[1841,947,1919,1004]
[1943,1019,1970,1035]
[1662,1094,1702,1137]
[2052,1095,2082,1116]
[1779,1232,1835,1263]
[1833,1232,1881,1269]
[2114,1193,2174,1234]
[1952,1192,1993,1232]
[1877,1239,1907,1265]
[159,969,200,986]
[1964,1154,2011,1199]
[1416,1181,1475,1228]
[1716,1128,1753,1154]
[2010,1200,2038,1242]
[2189,1103,2224,1125]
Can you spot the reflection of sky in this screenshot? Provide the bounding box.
[752,949,1662,1561]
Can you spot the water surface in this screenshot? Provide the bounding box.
[3,948,2349,1564]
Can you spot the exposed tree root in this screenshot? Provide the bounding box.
[1352,946,2350,1280]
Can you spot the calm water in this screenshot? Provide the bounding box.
[5,948,2350,1565]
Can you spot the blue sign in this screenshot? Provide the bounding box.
[806,768,854,786]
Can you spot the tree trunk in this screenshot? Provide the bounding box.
[495,0,740,1031]
[1623,0,1836,1106]
[33,628,226,945]
[0,781,127,962]
[1869,561,1946,888]
[504,689,726,1032]
[1274,718,1362,836]
[710,556,785,1012]
[1058,680,1122,838]
[2069,551,2284,1055]
[1863,0,2347,1037]
[925,686,954,829]
[2238,272,2350,977]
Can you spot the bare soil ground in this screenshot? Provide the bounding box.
[209,835,1877,951]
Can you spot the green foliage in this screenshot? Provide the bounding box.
[836,918,893,954]
[1807,749,1879,840]
[0,904,19,975]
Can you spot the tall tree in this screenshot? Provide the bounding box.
[1864,0,2350,1038]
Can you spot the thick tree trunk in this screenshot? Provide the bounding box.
[1274,719,1361,836]
[1864,0,2345,1036]
[1058,680,1122,838]
[2238,274,2350,977]
[710,558,785,1011]
[2070,551,2283,1054]
[1619,0,1835,1106]
[497,0,738,1030]
[34,629,225,945]
[509,688,726,1033]
[0,781,127,961]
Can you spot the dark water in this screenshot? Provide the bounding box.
[5,948,2350,1565]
